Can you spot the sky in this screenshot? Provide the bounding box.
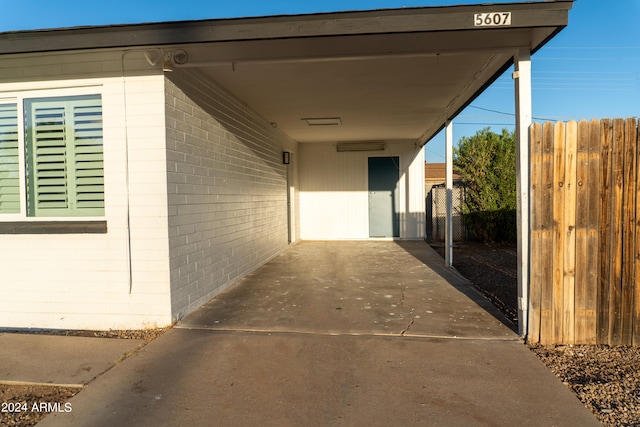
[1,0,638,163]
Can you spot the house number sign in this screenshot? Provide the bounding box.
[473,12,512,27]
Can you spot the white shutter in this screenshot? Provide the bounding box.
[25,95,104,216]
[73,102,104,210]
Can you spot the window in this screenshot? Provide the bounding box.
[0,93,104,218]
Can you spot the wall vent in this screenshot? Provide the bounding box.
[336,142,386,152]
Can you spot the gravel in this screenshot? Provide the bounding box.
[0,384,80,427]
[530,343,640,426]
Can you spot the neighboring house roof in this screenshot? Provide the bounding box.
[0,1,572,146]
[425,163,461,182]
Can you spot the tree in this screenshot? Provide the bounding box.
[453,127,516,242]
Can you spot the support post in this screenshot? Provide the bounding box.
[514,49,532,338]
[445,119,454,267]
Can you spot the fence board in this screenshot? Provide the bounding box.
[552,121,566,343]
[528,123,543,343]
[608,118,626,345]
[563,121,578,344]
[575,120,590,343]
[622,118,637,345]
[635,121,640,346]
[597,119,613,344]
[585,119,600,344]
[539,122,556,345]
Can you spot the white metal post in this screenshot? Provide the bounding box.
[445,119,454,267]
[514,49,532,338]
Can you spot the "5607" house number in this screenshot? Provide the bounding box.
[473,12,512,27]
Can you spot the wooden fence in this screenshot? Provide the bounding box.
[528,118,640,346]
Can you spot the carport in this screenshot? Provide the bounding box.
[0,1,572,334]
[156,1,572,335]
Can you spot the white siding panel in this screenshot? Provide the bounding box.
[299,144,368,239]
[299,142,425,240]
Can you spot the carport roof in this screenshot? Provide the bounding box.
[0,1,572,145]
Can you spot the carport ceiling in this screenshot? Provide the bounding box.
[192,41,513,143]
[0,1,572,145]
[175,1,571,144]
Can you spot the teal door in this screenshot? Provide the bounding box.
[368,156,400,237]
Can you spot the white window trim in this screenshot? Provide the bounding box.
[0,86,105,222]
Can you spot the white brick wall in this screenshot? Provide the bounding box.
[0,51,173,330]
[165,69,297,321]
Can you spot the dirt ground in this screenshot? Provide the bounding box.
[435,240,640,427]
[436,241,519,326]
[2,243,640,426]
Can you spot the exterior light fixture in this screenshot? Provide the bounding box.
[283,151,291,164]
[162,51,174,72]
[172,49,189,65]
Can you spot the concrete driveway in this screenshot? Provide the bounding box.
[39,241,600,426]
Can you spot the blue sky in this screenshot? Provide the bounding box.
[1,0,638,162]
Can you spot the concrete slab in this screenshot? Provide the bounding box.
[179,241,516,339]
[29,241,599,426]
[38,328,600,427]
[0,333,144,386]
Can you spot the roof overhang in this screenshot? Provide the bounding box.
[0,1,572,145]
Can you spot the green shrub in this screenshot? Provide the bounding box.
[454,127,517,243]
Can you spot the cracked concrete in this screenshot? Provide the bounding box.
[398,287,416,336]
[400,316,415,336]
[37,241,600,427]
[179,240,516,339]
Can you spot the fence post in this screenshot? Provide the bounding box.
[445,120,454,267]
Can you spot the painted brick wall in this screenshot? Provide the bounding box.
[165,69,296,321]
[0,50,173,330]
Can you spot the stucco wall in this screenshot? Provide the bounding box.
[165,69,297,321]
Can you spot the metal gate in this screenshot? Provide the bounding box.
[426,185,466,242]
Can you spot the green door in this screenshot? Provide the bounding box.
[368,156,399,237]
